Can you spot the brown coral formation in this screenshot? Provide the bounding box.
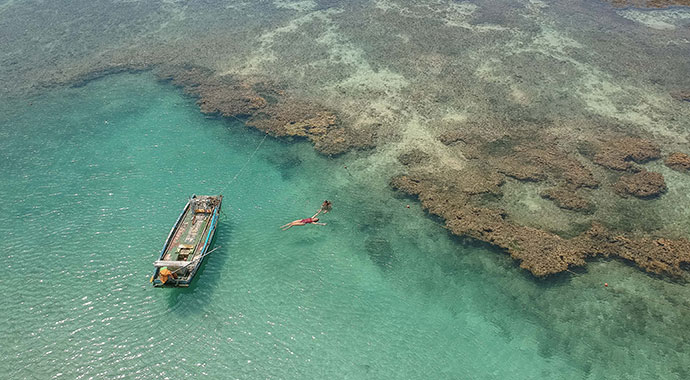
[438,131,599,215]
[614,170,667,198]
[506,147,599,188]
[398,149,431,166]
[159,66,373,156]
[671,91,690,102]
[385,128,690,277]
[495,159,547,182]
[665,152,690,173]
[455,166,506,196]
[438,131,471,146]
[312,127,376,156]
[583,226,690,275]
[540,186,594,212]
[607,0,690,8]
[391,174,690,277]
[440,132,599,188]
[593,138,661,171]
[160,66,266,116]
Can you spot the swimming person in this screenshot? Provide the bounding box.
[280,213,327,230]
[318,200,332,214]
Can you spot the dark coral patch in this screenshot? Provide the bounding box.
[614,170,667,199]
[665,152,690,173]
[606,0,690,8]
[158,65,372,156]
[541,186,594,213]
[593,138,661,171]
[398,149,431,166]
[391,172,690,277]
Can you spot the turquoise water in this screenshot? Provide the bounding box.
[1,73,689,379]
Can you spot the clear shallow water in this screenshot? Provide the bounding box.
[1,73,689,379]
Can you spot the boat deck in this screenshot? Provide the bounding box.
[164,209,212,262]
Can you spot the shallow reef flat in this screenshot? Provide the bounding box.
[2,0,690,277]
[608,0,690,8]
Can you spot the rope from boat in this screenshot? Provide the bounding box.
[225,132,268,189]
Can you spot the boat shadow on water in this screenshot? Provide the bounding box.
[165,220,233,315]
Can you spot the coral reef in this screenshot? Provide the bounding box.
[506,147,598,188]
[313,127,377,156]
[440,130,599,188]
[391,174,690,277]
[540,186,594,212]
[583,226,690,275]
[495,160,547,182]
[384,128,690,277]
[607,0,690,8]
[593,138,661,171]
[665,152,690,173]
[160,66,374,156]
[614,170,667,198]
[398,149,431,166]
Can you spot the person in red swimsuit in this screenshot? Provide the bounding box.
[280,216,326,230]
[280,209,328,230]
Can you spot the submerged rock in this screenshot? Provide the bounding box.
[665,152,690,173]
[614,170,667,198]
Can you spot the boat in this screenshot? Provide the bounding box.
[151,194,223,287]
